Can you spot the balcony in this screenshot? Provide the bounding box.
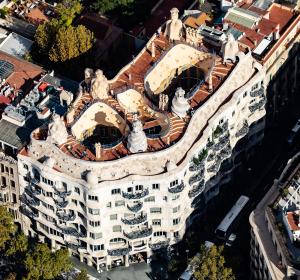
[235,121,249,138]
[207,152,215,162]
[213,135,230,151]
[207,158,222,173]
[189,161,205,172]
[55,188,71,198]
[123,227,152,240]
[60,227,86,238]
[20,205,38,219]
[21,194,40,207]
[188,180,205,198]
[250,87,264,98]
[189,170,204,185]
[249,97,266,113]
[57,211,76,222]
[149,239,170,250]
[219,146,231,160]
[31,177,40,185]
[107,247,132,256]
[168,181,185,193]
[55,200,69,209]
[122,188,149,199]
[121,214,147,225]
[127,202,143,212]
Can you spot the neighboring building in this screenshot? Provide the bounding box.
[0,33,33,59]
[0,55,75,230]
[13,1,300,272]
[249,152,300,279]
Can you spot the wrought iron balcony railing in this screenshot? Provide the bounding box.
[249,97,266,113]
[235,121,249,138]
[123,227,152,240]
[121,214,147,225]
[213,135,230,151]
[189,169,204,185]
[168,182,185,193]
[188,180,205,198]
[149,239,170,250]
[107,247,132,256]
[55,200,69,209]
[127,202,143,212]
[57,211,76,221]
[122,188,149,199]
[21,194,40,207]
[60,227,86,238]
[189,161,205,172]
[55,188,72,198]
[20,205,38,219]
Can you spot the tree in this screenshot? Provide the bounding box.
[0,206,16,250]
[4,272,17,280]
[75,269,89,280]
[49,25,94,62]
[92,0,134,14]
[191,245,235,280]
[24,243,72,280]
[6,232,28,257]
[55,0,82,26]
[35,20,60,54]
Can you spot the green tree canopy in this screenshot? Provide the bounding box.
[6,232,28,257]
[55,0,82,26]
[75,269,89,280]
[92,0,134,14]
[0,206,16,250]
[49,25,94,62]
[24,243,72,280]
[191,245,235,280]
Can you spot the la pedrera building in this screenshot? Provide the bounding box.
[15,3,300,271]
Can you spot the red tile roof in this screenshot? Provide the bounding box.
[0,51,43,93]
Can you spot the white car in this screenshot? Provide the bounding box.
[225,233,237,247]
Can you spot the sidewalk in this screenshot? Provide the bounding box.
[70,256,166,280]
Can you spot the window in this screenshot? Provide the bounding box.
[154,231,166,237]
[72,199,78,206]
[232,111,235,117]
[23,164,28,170]
[135,185,143,191]
[75,187,80,195]
[110,238,125,243]
[174,231,180,238]
[0,164,3,172]
[10,180,15,188]
[173,205,180,213]
[152,219,161,226]
[144,196,155,202]
[12,193,16,203]
[112,188,121,195]
[106,202,111,208]
[110,214,117,220]
[115,200,125,207]
[88,195,98,202]
[89,221,101,227]
[41,177,53,186]
[89,232,102,239]
[152,184,160,190]
[9,168,13,175]
[90,244,104,251]
[243,91,247,98]
[170,180,178,187]
[150,207,161,214]
[5,167,8,173]
[113,225,121,232]
[127,187,133,192]
[172,194,180,201]
[88,208,100,215]
[173,218,180,225]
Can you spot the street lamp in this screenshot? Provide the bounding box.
[186,249,189,263]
